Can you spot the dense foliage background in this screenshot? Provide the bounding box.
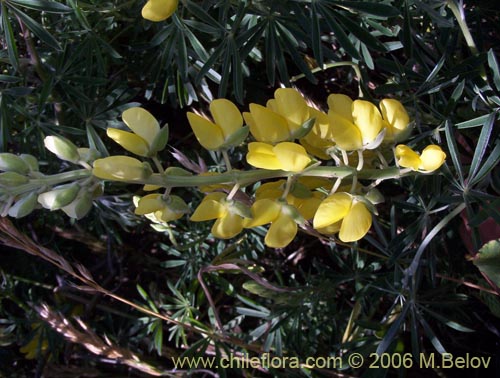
[1,0,499,377]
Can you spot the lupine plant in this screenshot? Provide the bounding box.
[1,1,499,377]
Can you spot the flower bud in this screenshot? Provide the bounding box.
[38,184,80,210]
[44,136,80,163]
[8,192,38,218]
[92,156,153,181]
[77,148,100,163]
[0,153,30,174]
[0,172,29,187]
[20,154,39,171]
[61,190,93,219]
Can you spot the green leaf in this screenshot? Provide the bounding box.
[473,239,500,287]
[1,4,19,70]
[334,10,387,53]
[337,1,400,17]
[9,6,61,50]
[468,112,496,183]
[319,4,361,60]
[456,113,497,129]
[487,49,500,91]
[9,0,72,13]
[444,119,465,185]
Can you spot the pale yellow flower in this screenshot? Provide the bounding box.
[142,0,178,22]
[395,144,446,173]
[246,142,311,172]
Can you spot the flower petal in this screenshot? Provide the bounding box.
[190,193,227,221]
[245,199,281,228]
[246,142,283,170]
[187,112,225,150]
[327,93,354,122]
[273,142,311,172]
[328,112,363,151]
[92,156,150,181]
[419,145,446,172]
[339,201,372,242]
[379,99,409,134]
[247,104,290,143]
[212,212,244,239]
[122,107,160,146]
[265,213,297,248]
[395,144,421,170]
[141,0,178,22]
[135,194,164,215]
[313,192,352,229]
[210,99,243,139]
[352,100,384,145]
[274,88,310,130]
[107,128,150,156]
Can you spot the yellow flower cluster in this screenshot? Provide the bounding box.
[91,88,447,249]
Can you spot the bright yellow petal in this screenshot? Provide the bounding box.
[190,193,227,221]
[212,212,244,239]
[379,99,409,134]
[419,145,446,172]
[273,142,311,172]
[316,221,342,235]
[210,99,243,139]
[246,142,283,170]
[339,201,372,242]
[352,100,383,145]
[265,213,297,248]
[141,0,178,22]
[289,195,322,220]
[135,194,163,215]
[122,107,160,147]
[92,156,149,181]
[328,112,363,151]
[327,94,354,122]
[313,192,352,229]
[106,128,150,156]
[395,144,421,170]
[245,199,281,228]
[187,112,225,150]
[274,88,310,131]
[247,103,290,143]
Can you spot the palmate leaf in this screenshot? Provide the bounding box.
[8,4,61,50]
[8,0,72,13]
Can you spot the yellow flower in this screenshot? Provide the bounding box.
[135,194,189,222]
[142,0,178,22]
[244,88,310,143]
[244,199,300,248]
[313,192,372,242]
[187,99,244,150]
[107,107,165,157]
[246,142,311,172]
[327,94,384,151]
[299,107,336,159]
[190,193,249,239]
[379,99,411,143]
[255,180,324,220]
[92,156,152,181]
[395,144,446,173]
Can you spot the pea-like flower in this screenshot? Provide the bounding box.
[142,0,178,22]
[395,145,446,173]
[246,142,311,172]
[244,88,310,143]
[92,156,152,181]
[244,199,301,248]
[299,107,336,160]
[107,107,168,157]
[379,99,411,143]
[190,193,249,239]
[313,192,372,242]
[135,193,189,223]
[255,180,324,220]
[327,94,385,151]
[187,99,245,150]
